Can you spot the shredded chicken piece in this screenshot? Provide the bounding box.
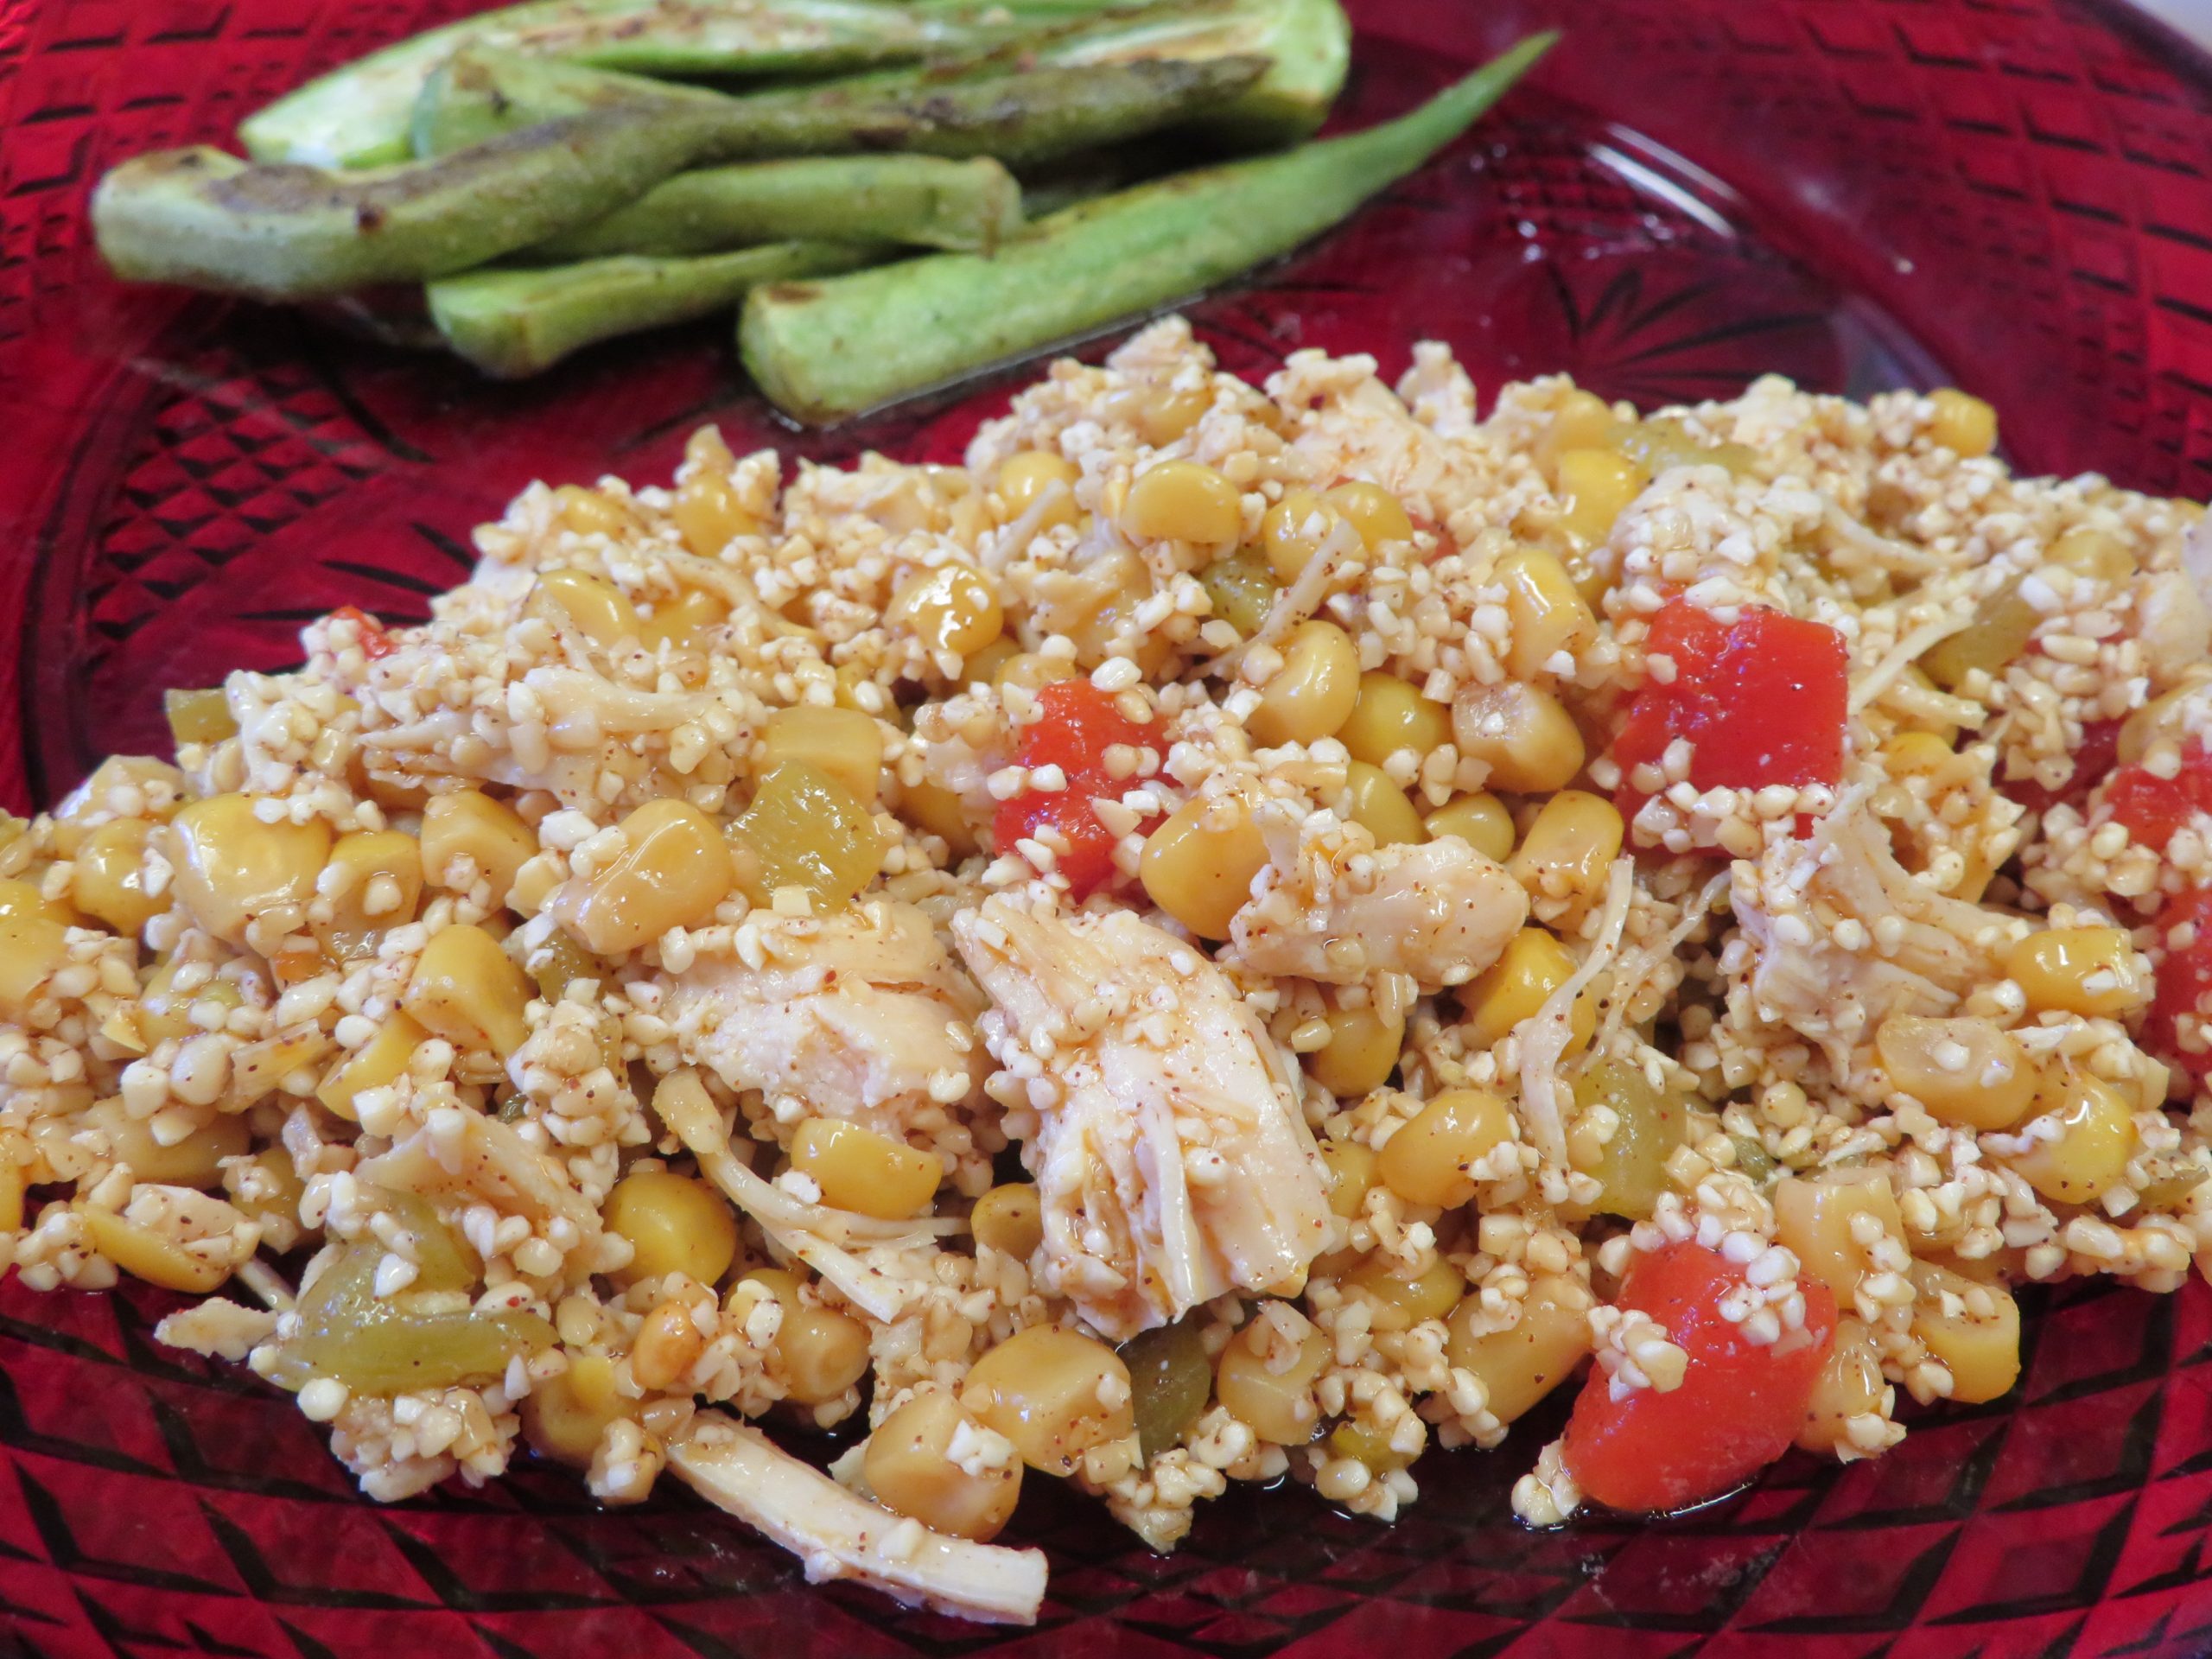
[356,1109,607,1274]
[1519,859,1634,1166]
[656,1069,957,1323]
[953,898,1330,1341]
[154,1296,279,1361]
[670,1414,1047,1625]
[1228,822,1526,991]
[661,900,987,1143]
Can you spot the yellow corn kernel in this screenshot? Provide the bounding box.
[531,568,640,648]
[901,779,979,860]
[760,706,883,807]
[1378,1089,1512,1210]
[960,634,1020,688]
[553,483,631,537]
[1247,620,1359,747]
[1260,489,1335,582]
[1306,998,1405,1099]
[737,1268,873,1404]
[730,762,882,915]
[1343,762,1427,848]
[1570,1059,1688,1222]
[888,564,1004,658]
[1198,550,1277,638]
[995,651,1083,694]
[1874,1014,2037,1130]
[1507,791,1621,911]
[2005,926,2149,1018]
[562,798,734,956]
[1425,792,1516,862]
[1140,791,1268,941]
[524,1351,627,1465]
[1457,927,1592,1051]
[2005,1071,2137,1205]
[1609,416,1758,477]
[313,829,423,961]
[2050,524,2135,585]
[1338,672,1451,768]
[1325,480,1414,549]
[401,924,531,1058]
[169,795,332,947]
[1452,680,1585,793]
[971,1184,1043,1258]
[867,1390,1024,1541]
[1498,546,1599,680]
[1920,585,2039,692]
[73,818,163,935]
[671,470,760,560]
[225,1025,333,1113]
[1133,383,1211,445]
[791,1118,941,1219]
[632,1300,707,1392]
[1214,1319,1328,1445]
[1773,1168,1905,1307]
[85,1096,248,1188]
[1536,389,1618,480]
[1882,729,1958,778]
[1796,1316,1888,1454]
[1445,1274,1592,1424]
[0,878,72,925]
[1909,1260,2019,1402]
[79,1207,229,1294]
[316,1011,428,1122]
[1554,448,1646,545]
[997,450,1080,530]
[963,1325,1136,1475]
[1121,459,1242,547]
[606,1169,738,1286]
[1345,1254,1465,1332]
[163,688,237,747]
[1319,1139,1378,1219]
[1928,387,1998,458]
[420,789,537,908]
[641,586,729,651]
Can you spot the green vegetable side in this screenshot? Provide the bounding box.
[90,0,1554,411]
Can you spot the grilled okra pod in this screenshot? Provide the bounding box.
[737,35,1556,423]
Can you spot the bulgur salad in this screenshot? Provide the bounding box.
[4,315,2210,1624]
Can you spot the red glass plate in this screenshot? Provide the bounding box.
[5,1,2212,1652]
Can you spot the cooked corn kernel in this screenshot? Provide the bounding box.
[1214,1320,1327,1445]
[1339,672,1452,767]
[2005,926,2149,1018]
[671,461,760,557]
[169,795,331,947]
[86,1096,248,1188]
[2005,1071,2137,1205]
[73,818,162,935]
[163,688,237,747]
[888,563,1004,658]
[1554,447,1645,545]
[997,450,1080,530]
[791,1118,941,1219]
[642,586,729,652]
[760,706,883,806]
[2050,524,2134,585]
[961,633,1020,688]
[1909,1260,2018,1402]
[420,789,537,907]
[1875,1014,2037,1130]
[995,650,1083,694]
[1774,1168,1905,1307]
[1307,998,1406,1099]
[316,1011,428,1122]
[1498,546,1599,680]
[1445,1274,1592,1424]
[532,568,640,647]
[524,1351,626,1465]
[1260,489,1334,582]
[607,1168,737,1287]
[1378,1089,1512,1209]
[0,879,71,925]
[1325,480,1413,548]
[1198,550,1277,638]
[1344,761,1427,847]
[632,1300,706,1392]
[1571,1059,1688,1221]
[1134,384,1211,445]
[901,779,978,860]
[1121,459,1242,547]
[963,1325,1136,1475]
[730,762,883,915]
[554,483,630,537]
[1319,1139,1378,1219]
[737,1268,872,1404]
[866,1390,1023,1541]
[1452,680,1585,793]
[314,829,423,961]
[0,916,56,1021]
[79,1207,228,1294]
[563,798,734,954]
[1796,1316,1888,1453]
[1507,791,1621,911]
[971,1183,1043,1258]
[1537,389,1617,480]
[1247,620,1359,747]
[1140,791,1268,941]
[1458,927,1592,1051]
[1928,387,1998,458]
[1425,792,1516,862]
[401,924,531,1058]
[1345,1254,1465,1332]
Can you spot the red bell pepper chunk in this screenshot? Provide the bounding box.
[2144,889,2212,1084]
[1612,601,1848,828]
[2105,739,2212,853]
[329,604,396,660]
[2003,717,2120,814]
[1560,1241,1836,1515]
[992,680,1163,899]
